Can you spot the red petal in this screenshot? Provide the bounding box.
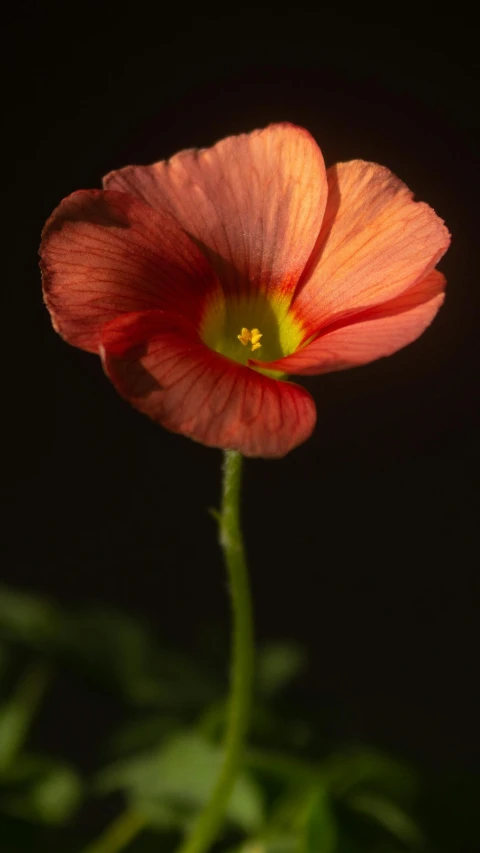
[104,124,327,305]
[253,270,446,375]
[293,161,450,334]
[40,190,223,352]
[101,310,316,458]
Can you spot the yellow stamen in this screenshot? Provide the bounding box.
[237,327,263,352]
[237,327,251,346]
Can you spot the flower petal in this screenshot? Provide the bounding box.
[103,123,328,307]
[293,161,450,334]
[101,310,316,458]
[40,189,223,353]
[252,269,446,375]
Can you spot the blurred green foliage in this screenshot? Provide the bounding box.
[96,732,264,833]
[0,584,477,853]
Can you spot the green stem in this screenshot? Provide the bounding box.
[81,809,146,853]
[81,450,253,853]
[176,449,254,853]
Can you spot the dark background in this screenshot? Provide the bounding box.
[3,5,479,775]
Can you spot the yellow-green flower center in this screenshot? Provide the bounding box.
[237,327,263,352]
[201,291,303,377]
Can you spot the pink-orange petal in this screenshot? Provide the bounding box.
[40,189,223,353]
[103,123,328,305]
[100,310,316,458]
[253,269,446,375]
[293,160,450,334]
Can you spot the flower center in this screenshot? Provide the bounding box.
[201,291,304,376]
[237,327,262,352]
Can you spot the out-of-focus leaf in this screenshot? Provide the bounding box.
[0,641,10,686]
[0,663,50,772]
[0,586,58,646]
[28,765,82,823]
[0,754,83,824]
[420,769,480,853]
[239,784,336,853]
[348,792,424,848]
[230,798,337,853]
[325,749,419,802]
[248,705,312,753]
[256,643,306,697]
[127,798,182,831]
[1,753,54,783]
[246,748,318,786]
[303,787,337,853]
[230,841,299,853]
[199,699,313,752]
[0,589,217,709]
[334,830,404,853]
[60,607,219,708]
[109,714,181,755]
[58,607,156,701]
[97,731,263,833]
[0,814,56,853]
[0,701,26,771]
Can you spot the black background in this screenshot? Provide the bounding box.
[3,5,479,773]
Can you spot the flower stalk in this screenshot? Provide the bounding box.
[81,450,254,853]
[176,449,254,853]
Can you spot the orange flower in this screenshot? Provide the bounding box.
[40,124,450,457]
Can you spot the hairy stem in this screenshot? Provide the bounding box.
[175,450,254,853]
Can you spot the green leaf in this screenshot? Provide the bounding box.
[230,805,337,853]
[246,748,318,787]
[97,732,264,833]
[230,841,299,853]
[348,792,424,848]
[0,586,58,646]
[325,748,419,803]
[420,769,480,852]
[0,641,10,685]
[0,754,83,824]
[0,663,50,772]
[303,787,337,853]
[58,607,157,701]
[27,765,83,823]
[256,643,306,697]
[60,606,219,709]
[109,714,181,755]
[267,785,336,853]
[239,784,336,853]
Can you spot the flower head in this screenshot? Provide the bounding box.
[40,124,450,457]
